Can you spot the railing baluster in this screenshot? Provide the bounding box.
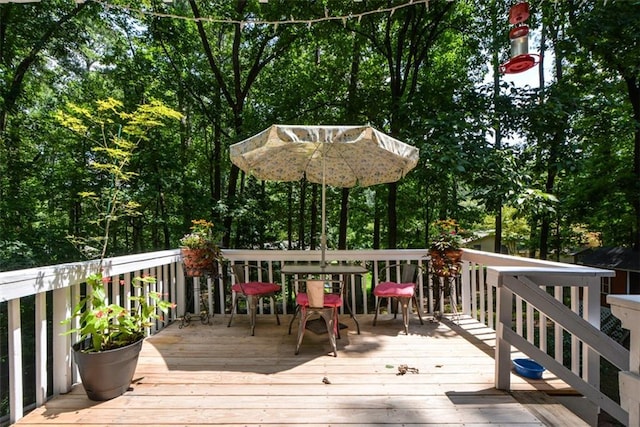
[479,268,487,326]
[554,285,563,363]
[571,286,580,375]
[526,302,534,344]
[35,291,47,406]
[516,295,523,336]
[8,298,24,423]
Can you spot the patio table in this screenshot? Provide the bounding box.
[281,263,367,334]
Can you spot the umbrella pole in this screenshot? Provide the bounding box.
[321,144,327,267]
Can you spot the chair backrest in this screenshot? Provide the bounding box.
[401,264,418,283]
[379,263,420,283]
[232,264,247,283]
[232,264,271,284]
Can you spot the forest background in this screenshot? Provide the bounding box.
[1,0,639,272]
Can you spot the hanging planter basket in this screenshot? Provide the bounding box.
[180,248,218,277]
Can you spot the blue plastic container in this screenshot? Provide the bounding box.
[512,358,545,379]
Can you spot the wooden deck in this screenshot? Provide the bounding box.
[16,314,588,426]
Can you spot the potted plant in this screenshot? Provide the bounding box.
[428,218,465,277]
[58,98,181,400]
[179,219,222,277]
[65,272,173,400]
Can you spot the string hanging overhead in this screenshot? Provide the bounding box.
[91,0,436,28]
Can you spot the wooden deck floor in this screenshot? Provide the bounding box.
[16,314,588,426]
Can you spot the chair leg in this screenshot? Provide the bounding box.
[227,294,239,327]
[373,297,382,326]
[399,297,410,335]
[412,295,424,325]
[288,305,300,334]
[321,308,337,357]
[295,307,308,355]
[248,295,257,336]
[271,296,281,325]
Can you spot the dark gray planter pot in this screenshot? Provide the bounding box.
[73,338,143,401]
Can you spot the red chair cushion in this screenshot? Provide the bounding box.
[373,282,415,298]
[231,282,281,296]
[295,292,342,307]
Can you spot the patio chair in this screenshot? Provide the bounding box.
[372,263,424,334]
[294,280,342,357]
[228,263,281,336]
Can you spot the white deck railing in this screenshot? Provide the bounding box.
[0,248,634,425]
[460,249,629,425]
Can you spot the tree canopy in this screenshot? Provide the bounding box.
[1,0,639,270]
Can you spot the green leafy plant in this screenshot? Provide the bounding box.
[64,272,174,352]
[179,219,222,254]
[57,98,182,353]
[429,219,468,277]
[429,218,465,252]
[179,219,223,277]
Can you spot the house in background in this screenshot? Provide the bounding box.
[465,230,528,256]
[575,246,640,307]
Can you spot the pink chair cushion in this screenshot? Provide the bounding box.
[373,282,415,298]
[231,282,281,296]
[295,292,342,307]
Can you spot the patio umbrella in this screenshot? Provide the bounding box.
[230,124,419,265]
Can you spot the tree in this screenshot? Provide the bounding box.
[0,1,90,248]
[348,0,457,248]
[568,1,640,250]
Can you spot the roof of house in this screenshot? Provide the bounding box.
[576,246,640,272]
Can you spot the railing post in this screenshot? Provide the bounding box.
[582,278,600,390]
[494,271,512,390]
[608,294,640,427]
[52,285,73,395]
[8,298,23,423]
[176,261,186,320]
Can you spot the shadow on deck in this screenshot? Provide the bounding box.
[16,314,588,426]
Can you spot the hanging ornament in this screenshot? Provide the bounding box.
[499,2,539,74]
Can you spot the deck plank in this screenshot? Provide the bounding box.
[15,314,586,426]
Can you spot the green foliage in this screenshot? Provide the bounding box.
[179,219,223,255]
[0,241,36,271]
[0,1,638,265]
[62,272,174,352]
[429,218,467,251]
[56,98,182,261]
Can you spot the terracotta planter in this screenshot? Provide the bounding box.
[180,248,218,277]
[73,338,143,401]
[429,248,463,277]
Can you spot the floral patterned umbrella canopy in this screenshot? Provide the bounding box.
[230,124,420,264]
